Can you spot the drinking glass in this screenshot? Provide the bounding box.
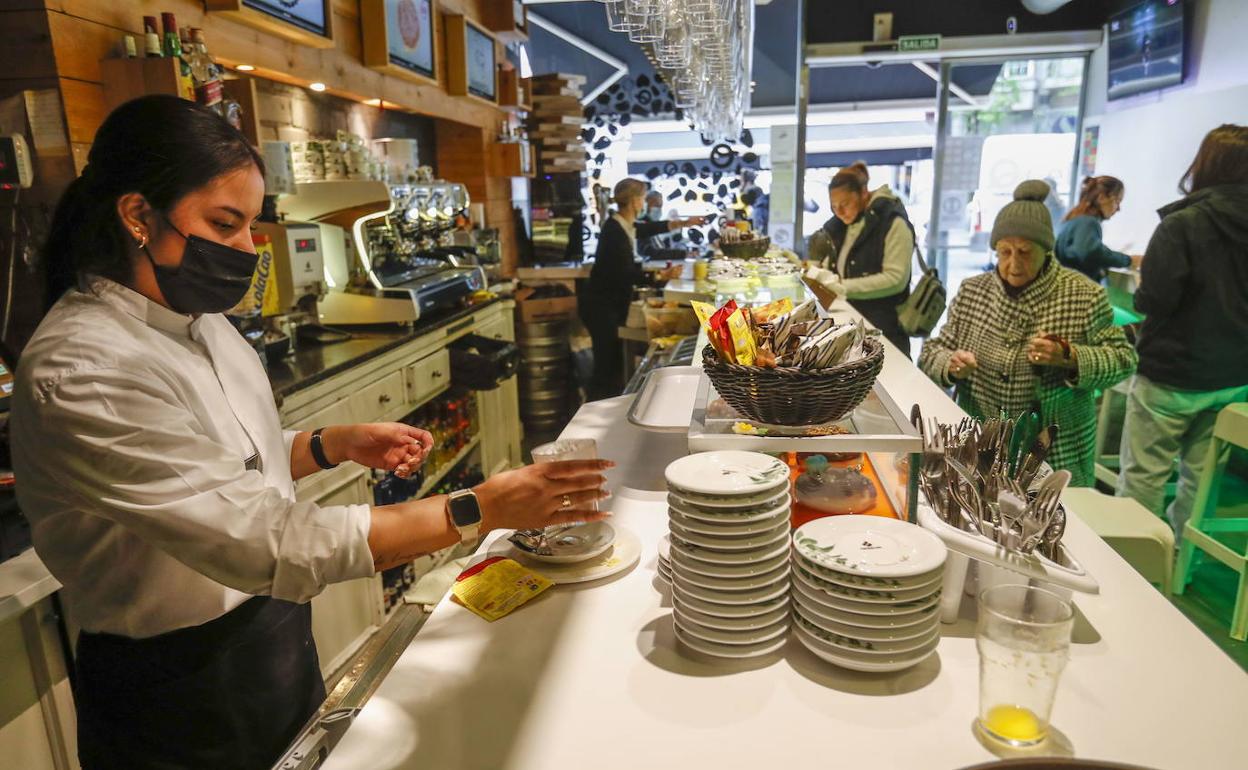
[531,438,601,513]
[605,0,643,33]
[975,584,1074,747]
[629,9,665,43]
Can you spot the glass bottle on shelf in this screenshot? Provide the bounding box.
[187,28,224,111]
[160,13,194,100]
[143,16,162,58]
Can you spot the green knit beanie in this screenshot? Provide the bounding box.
[990,179,1055,251]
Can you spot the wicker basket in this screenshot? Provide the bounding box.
[719,236,770,260]
[701,338,885,426]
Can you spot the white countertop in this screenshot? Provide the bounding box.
[325,335,1248,770]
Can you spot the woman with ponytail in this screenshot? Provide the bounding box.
[11,96,610,769]
[1054,175,1141,283]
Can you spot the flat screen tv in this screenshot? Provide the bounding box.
[1107,0,1185,101]
[466,23,496,101]
[386,0,435,79]
[243,0,328,37]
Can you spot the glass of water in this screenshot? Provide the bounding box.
[975,583,1074,747]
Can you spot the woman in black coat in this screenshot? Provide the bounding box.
[582,178,705,399]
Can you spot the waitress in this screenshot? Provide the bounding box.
[582,178,705,399]
[804,161,916,356]
[10,96,611,770]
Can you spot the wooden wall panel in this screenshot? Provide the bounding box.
[0,10,57,82]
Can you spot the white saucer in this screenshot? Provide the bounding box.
[792,563,944,603]
[793,618,940,673]
[674,611,789,646]
[791,608,939,655]
[669,506,790,536]
[668,519,790,551]
[671,571,791,605]
[671,601,791,632]
[793,549,944,591]
[511,521,616,564]
[665,451,790,497]
[668,489,791,516]
[672,585,790,618]
[791,569,941,617]
[673,617,789,659]
[490,526,641,584]
[670,557,790,593]
[668,549,789,579]
[791,578,939,629]
[670,536,791,566]
[792,515,947,578]
[791,592,938,641]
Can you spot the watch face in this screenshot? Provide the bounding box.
[449,492,482,528]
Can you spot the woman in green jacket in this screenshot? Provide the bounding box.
[1055,175,1142,283]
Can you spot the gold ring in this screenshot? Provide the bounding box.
[560,495,572,509]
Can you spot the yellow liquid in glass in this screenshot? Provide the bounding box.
[982,705,1045,743]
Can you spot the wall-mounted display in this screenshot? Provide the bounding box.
[465,24,496,101]
[362,0,438,84]
[206,0,334,48]
[446,15,497,104]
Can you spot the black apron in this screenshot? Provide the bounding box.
[74,596,324,770]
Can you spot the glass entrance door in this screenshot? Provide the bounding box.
[927,56,1088,320]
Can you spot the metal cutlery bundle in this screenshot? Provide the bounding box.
[911,406,1070,560]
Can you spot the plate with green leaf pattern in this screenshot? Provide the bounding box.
[792,515,946,578]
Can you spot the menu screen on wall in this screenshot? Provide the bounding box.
[243,0,327,36]
[466,24,496,101]
[386,0,434,79]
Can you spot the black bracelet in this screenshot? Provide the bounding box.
[310,428,339,470]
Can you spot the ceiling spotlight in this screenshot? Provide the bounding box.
[309,82,327,92]
[236,64,255,72]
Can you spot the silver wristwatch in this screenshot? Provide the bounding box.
[446,489,483,544]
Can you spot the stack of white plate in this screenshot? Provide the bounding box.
[657,534,673,584]
[664,451,794,660]
[790,515,947,672]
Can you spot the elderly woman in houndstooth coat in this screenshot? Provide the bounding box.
[918,180,1138,487]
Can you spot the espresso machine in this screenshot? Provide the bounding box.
[282,177,484,326]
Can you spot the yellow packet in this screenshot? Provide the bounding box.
[451,557,552,622]
[750,297,793,325]
[726,308,758,367]
[691,300,718,330]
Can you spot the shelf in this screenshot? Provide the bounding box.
[417,434,482,499]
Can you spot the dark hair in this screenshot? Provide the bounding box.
[1064,175,1124,221]
[1180,124,1248,194]
[42,95,264,307]
[828,160,869,195]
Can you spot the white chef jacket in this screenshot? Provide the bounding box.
[11,279,374,639]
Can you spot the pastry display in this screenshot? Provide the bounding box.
[794,455,878,515]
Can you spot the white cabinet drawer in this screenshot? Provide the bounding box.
[346,370,407,423]
[405,348,451,407]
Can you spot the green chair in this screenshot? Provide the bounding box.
[1173,403,1248,640]
[1066,487,1173,593]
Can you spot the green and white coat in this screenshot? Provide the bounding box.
[917,259,1137,487]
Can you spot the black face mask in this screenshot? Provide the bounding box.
[144,216,259,315]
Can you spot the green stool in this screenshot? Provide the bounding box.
[1173,403,1248,639]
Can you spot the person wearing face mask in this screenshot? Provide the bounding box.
[582,177,706,399]
[917,180,1137,486]
[11,96,612,770]
[1055,175,1143,283]
[804,161,916,356]
[638,190,671,259]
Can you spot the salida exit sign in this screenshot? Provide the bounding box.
[898,34,941,52]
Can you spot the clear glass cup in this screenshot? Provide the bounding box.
[531,438,600,512]
[975,584,1074,747]
[605,0,643,33]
